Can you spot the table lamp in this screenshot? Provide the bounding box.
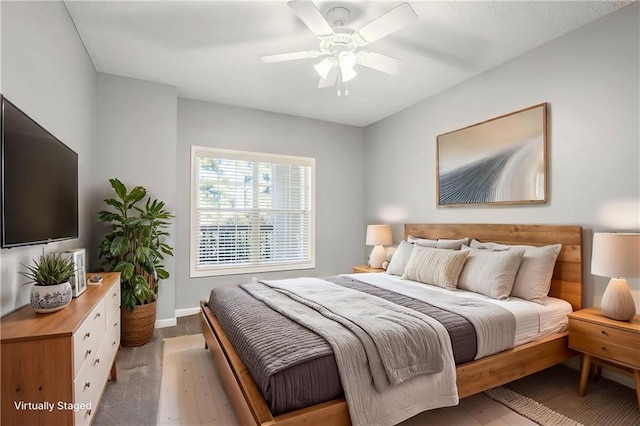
[591,232,640,321]
[366,225,392,269]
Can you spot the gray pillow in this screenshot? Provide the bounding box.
[386,241,415,276]
[407,235,469,250]
[458,247,525,300]
[470,240,561,304]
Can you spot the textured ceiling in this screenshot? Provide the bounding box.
[65,1,630,127]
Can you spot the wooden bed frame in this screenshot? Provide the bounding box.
[200,223,583,426]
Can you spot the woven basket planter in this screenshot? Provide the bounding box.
[121,301,157,347]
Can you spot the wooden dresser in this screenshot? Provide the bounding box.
[1,272,121,425]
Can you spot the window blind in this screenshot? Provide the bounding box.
[191,147,315,276]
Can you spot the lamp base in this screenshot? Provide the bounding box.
[601,278,637,321]
[369,245,387,269]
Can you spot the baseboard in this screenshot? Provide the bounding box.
[176,307,200,318]
[155,317,177,328]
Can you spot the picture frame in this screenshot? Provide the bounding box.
[436,103,547,207]
[56,248,87,297]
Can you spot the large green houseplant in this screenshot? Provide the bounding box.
[98,178,174,346]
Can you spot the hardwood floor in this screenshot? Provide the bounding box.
[94,315,201,425]
[96,314,536,425]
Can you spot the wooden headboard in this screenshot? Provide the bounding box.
[404,224,583,311]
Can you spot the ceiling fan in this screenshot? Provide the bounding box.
[261,1,418,95]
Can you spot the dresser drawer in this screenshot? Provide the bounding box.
[73,299,106,378]
[105,310,121,359]
[569,323,640,369]
[93,313,120,381]
[74,404,95,426]
[106,280,121,322]
[73,355,104,426]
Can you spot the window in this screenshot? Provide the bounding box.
[190,146,315,277]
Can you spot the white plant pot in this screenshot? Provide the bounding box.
[30,282,72,313]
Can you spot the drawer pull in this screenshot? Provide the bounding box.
[86,349,92,356]
[114,322,118,327]
[95,313,101,319]
[95,358,100,364]
[601,346,607,351]
[84,382,91,389]
[87,409,92,416]
[112,292,117,297]
[600,330,608,336]
[84,332,91,339]
[112,340,117,346]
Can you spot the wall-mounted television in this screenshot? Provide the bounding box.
[1,95,78,248]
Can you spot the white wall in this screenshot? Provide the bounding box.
[364,3,639,387]
[94,73,177,323]
[0,1,96,315]
[364,3,639,309]
[176,98,365,311]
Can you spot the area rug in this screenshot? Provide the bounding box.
[501,364,640,426]
[485,386,583,426]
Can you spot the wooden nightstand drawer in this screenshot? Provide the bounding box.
[569,333,640,369]
[569,319,640,352]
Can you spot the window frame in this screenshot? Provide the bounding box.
[190,146,316,277]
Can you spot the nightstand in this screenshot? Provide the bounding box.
[567,307,640,405]
[352,265,385,273]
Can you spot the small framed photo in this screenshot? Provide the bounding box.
[57,249,87,297]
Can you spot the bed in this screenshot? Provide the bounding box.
[200,223,583,426]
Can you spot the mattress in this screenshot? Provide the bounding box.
[207,273,572,416]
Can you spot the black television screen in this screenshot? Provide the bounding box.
[1,96,78,248]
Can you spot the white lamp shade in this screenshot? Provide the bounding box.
[591,232,640,278]
[366,225,392,246]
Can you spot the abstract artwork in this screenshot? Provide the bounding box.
[437,103,547,206]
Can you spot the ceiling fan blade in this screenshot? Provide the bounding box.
[288,0,334,37]
[357,2,418,44]
[357,51,404,75]
[318,67,338,88]
[261,50,321,63]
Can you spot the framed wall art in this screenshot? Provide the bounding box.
[436,103,547,207]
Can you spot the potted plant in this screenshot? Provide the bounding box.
[98,178,174,346]
[20,253,75,313]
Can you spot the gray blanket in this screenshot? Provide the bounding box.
[354,274,517,359]
[208,276,478,416]
[254,278,444,388]
[242,278,457,426]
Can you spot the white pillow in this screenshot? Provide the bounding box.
[458,247,525,300]
[386,241,415,276]
[470,240,562,304]
[402,246,469,290]
[407,235,469,250]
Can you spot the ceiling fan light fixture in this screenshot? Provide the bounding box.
[314,57,334,79]
[338,51,357,82]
